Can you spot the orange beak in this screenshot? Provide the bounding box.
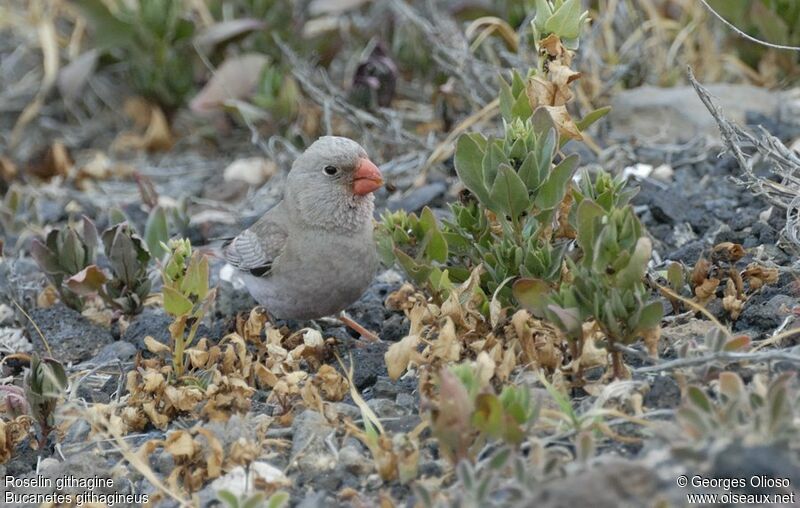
[352,157,384,196]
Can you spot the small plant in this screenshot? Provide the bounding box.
[675,371,798,450]
[217,490,289,508]
[31,219,152,315]
[514,187,663,379]
[24,354,68,447]
[340,357,422,484]
[379,0,609,310]
[30,217,99,311]
[160,239,216,379]
[253,62,300,122]
[379,106,578,308]
[74,0,196,111]
[100,223,153,314]
[429,360,537,463]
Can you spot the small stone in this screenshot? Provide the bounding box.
[223,157,277,186]
[367,398,405,418]
[338,444,372,475]
[291,410,337,474]
[395,392,415,411]
[209,462,289,496]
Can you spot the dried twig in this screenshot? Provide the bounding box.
[687,67,800,250]
[697,0,800,52]
[635,349,800,374]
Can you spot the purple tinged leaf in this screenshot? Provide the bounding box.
[66,265,108,295]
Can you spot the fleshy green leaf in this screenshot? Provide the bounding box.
[454,134,491,205]
[544,0,584,39]
[489,164,530,220]
[512,278,551,317]
[615,236,651,289]
[162,285,193,316]
[575,106,611,132]
[145,205,170,260]
[533,153,579,210]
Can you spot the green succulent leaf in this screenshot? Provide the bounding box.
[145,205,170,260]
[533,153,579,211]
[489,164,530,220]
[544,0,584,40]
[181,254,209,300]
[512,278,551,317]
[455,134,491,205]
[575,106,611,132]
[394,248,433,287]
[615,236,652,289]
[635,300,663,333]
[687,386,712,413]
[163,285,193,316]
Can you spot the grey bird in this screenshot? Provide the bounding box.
[221,136,384,321]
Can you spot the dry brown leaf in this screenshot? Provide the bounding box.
[189,53,268,113]
[539,33,570,62]
[694,278,720,305]
[0,156,18,183]
[642,326,660,358]
[27,141,73,180]
[144,336,171,355]
[313,364,349,401]
[76,152,135,186]
[712,242,746,263]
[690,258,711,288]
[0,416,33,464]
[36,286,58,308]
[742,263,779,290]
[385,333,420,380]
[722,279,744,320]
[577,323,608,370]
[114,98,174,152]
[164,430,196,458]
[142,370,166,393]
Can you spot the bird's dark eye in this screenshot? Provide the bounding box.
[323,165,338,176]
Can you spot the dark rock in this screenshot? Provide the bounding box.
[365,375,416,401]
[345,271,405,337]
[735,294,796,334]
[291,410,337,475]
[380,313,409,343]
[212,278,258,318]
[122,307,212,351]
[121,307,172,350]
[643,375,681,409]
[709,443,800,495]
[82,340,137,367]
[334,339,389,390]
[386,182,447,213]
[25,304,113,365]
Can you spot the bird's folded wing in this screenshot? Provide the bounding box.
[222,220,287,277]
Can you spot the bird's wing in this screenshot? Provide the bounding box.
[222,216,288,277]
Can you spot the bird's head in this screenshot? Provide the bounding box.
[286,136,383,230]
